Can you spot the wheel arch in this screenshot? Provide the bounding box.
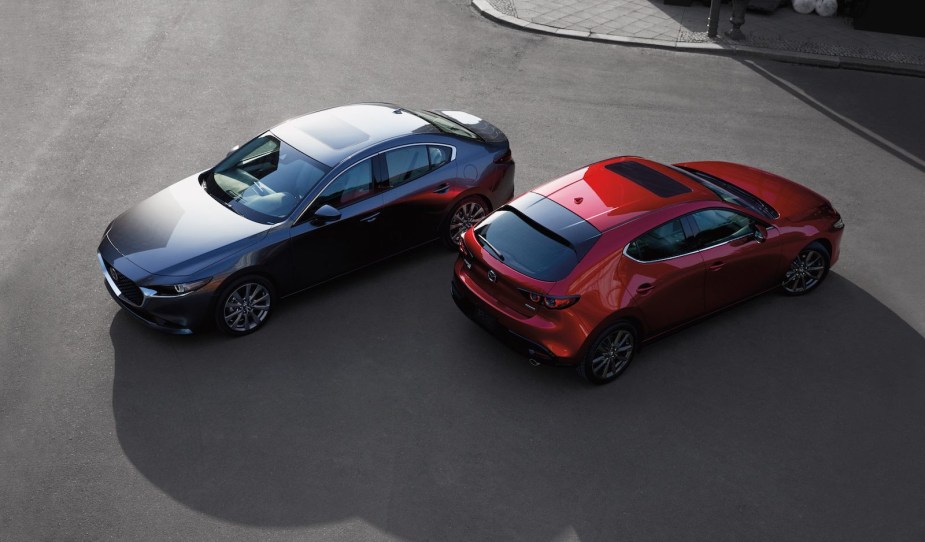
[209,266,280,313]
[809,237,832,257]
[578,309,646,360]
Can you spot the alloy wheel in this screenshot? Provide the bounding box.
[590,329,634,380]
[782,249,826,294]
[223,282,271,333]
[449,201,486,244]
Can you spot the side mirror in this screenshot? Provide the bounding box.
[311,204,341,224]
[226,144,240,157]
[752,223,767,243]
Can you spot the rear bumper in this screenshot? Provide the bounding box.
[490,162,516,210]
[451,272,577,366]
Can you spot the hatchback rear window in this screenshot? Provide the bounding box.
[475,210,578,281]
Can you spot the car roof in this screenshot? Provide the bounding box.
[532,156,718,231]
[270,103,438,167]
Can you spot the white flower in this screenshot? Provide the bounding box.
[793,0,815,14]
[815,0,838,17]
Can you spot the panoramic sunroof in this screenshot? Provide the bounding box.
[294,112,370,150]
[605,161,692,198]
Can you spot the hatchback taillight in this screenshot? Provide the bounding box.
[518,288,579,310]
[458,235,472,257]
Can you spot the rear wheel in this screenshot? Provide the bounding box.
[444,196,488,248]
[781,242,830,296]
[579,321,638,385]
[215,275,275,336]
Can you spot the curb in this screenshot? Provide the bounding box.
[472,0,925,78]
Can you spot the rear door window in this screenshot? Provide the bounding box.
[626,218,696,262]
[428,145,451,168]
[383,144,453,188]
[384,146,431,187]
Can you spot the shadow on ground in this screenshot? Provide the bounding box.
[111,245,925,541]
[744,59,925,171]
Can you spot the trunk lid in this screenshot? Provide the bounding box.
[432,110,508,144]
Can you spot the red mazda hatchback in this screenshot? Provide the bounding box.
[452,156,844,384]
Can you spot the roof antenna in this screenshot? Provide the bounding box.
[393,108,403,114]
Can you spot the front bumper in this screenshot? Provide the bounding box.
[97,241,213,334]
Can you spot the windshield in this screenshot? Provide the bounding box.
[407,109,482,141]
[204,134,329,223]
[675,166,779,219]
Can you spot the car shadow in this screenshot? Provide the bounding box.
[111,248,925,541]
[742,59,925,172]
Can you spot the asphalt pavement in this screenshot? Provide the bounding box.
[2,1,925,540]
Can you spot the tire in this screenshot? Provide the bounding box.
[781,241,830,296]
[579,321,638,385]
[214,275,276,336]
[443,196,489,249]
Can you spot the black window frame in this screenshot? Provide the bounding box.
[623,207,769,263]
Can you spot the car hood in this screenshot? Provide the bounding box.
[677,161,830,221]
[106,175,272,277]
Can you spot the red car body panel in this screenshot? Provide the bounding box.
[678,161,830,221]
[538,157,716,231]
[452,157,844,366]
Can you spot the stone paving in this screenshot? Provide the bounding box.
[483,0,925,68]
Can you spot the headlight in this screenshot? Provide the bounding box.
[151,278,212,296]
[173,278,211,294]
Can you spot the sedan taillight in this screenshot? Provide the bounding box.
[493,148,512,164]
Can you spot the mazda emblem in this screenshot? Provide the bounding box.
[487,269,497,283]
[109,266,120,281]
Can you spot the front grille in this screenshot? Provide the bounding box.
[106,261,144,305]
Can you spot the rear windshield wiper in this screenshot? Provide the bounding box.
[477,234,505,262]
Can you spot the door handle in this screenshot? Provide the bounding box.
[433,183,450,194]
[359,212,380,223]
[636,283,655,295]
[709,261,725,271]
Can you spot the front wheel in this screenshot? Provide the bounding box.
[215,275,276,336]
[781,242,830,296]
[443,196,488,248]
[579,321,638,385]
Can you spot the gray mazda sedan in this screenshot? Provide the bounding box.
[98,103,515,335]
